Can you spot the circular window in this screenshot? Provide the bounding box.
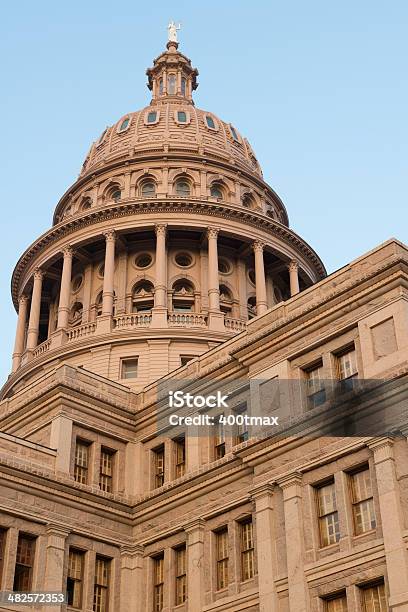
[175,252,193,268]
[248,269,256,285]
[98,264,104,278]
[135,253,152,269]
[72,274,83,292]
[218,258,231,274]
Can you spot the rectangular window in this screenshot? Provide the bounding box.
[93,556,110,612]
[240,518,255,581]
[0,529,6,588]
[216,528,229,590]
[153,554,164,612]
[153,446,165,488]
[214,419,226,459]
[234,405,249,444]
[175,546,187,605]
[99,448,115,493]
[74,439,90,484]
[121,358,138,379]
[13,534,35,592]
[147,111,157,124]
[180,355,195,367]
[174,438,186,479]
[305,362,326,408]
[361,582,387,611]
[316,481,340,547]
[350,467,376,535]
[67,548,84,609]
[324,592,348,611]
[336,347,358,392]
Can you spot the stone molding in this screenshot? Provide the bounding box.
[252,240,265,253]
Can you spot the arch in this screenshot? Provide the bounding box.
[138,176,157,197]
[69,302,83,326]
[174,177,192,197]
[242,192,257,209]
[80,196,92,211]
[219,283,234,314]
[101,177,125,203]
[209,181,226,200]
[171,277,196,312]
[247,294,257,319]
[131,279,155,313]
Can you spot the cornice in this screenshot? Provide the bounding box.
[11,198,325,308]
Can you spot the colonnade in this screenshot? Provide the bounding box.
[11,226,301,371]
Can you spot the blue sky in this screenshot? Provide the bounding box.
[0,0,407,385]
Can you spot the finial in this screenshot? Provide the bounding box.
[168,20,181,43]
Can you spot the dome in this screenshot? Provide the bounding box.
[80,104,262,179]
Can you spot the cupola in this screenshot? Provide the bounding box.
[146,40,199,105]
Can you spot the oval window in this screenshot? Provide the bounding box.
[135,253,152,268]
[175,253,193,267]
[205,115,216,129]
[118,117,130,132]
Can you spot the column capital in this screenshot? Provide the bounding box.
[367,437,395,463]
[207,227,220,240]
[252,240,265,253]
[62,245,74,258]
[103,229,116,242]
[120,544,144,558]
[277,471,303,491]
[18,294,29,305]
[250,481,275,501]
[155,223,167,237]
[33,268,44,281]
[184,517,206,534]
[45,524,71,538]
[288,259,299,272]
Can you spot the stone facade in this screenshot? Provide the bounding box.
[1,38,407,612]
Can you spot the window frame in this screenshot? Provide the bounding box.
[74,438,91,485]
[205,115,218,131]
[215,527,229,591]
[174,178,192,197]
[174,545,187,605]
[153,553,164,612]
[239,517,255,582]
[117,116,131,133]
[99,447,115,493]
[145,110,160,126]
[174,437,186,479]
[121,358,138,380]
[349,466,376,536]
[360,580,387,612]
[314,479,340,547]
[67,547,85,609]
[13,533,36,592]
[93,555,110,612]
[152,445,165,489]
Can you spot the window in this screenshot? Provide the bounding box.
[118,117,130,132]
[107,187,121,202]
[99,448,114,493]
[0,529,6,588]
[229,125,240,142]
[121,358,138,379]
[175,179,191,196]
[153,446,165,488]
[216,528,229,590]
[175,546,187,605]
[316,481,340,547]
[242,193,255,208]
[67,548,84,609]
[181,78,187,96]
[177,111,187,123]
[210,184,223,199]
[135,253,152,268]
[336,347,358,392]
[74,439,90,484]
[175,252,193,267]
[132,280,154,312]
[147,111,157,124]
[361,582,387,611]
[174,437,186,478]
[214,420,226,459]
[205,115,216,129]
[97,128,107,145]
[306,362,326,408]
[93,556,110,612]
[234,405,249,444]
[153,554,164,612]
[159,79,163,95]
[13,534,35,591]
[180,355,195,367]
[168,74,177,95]
[240,519,255,581]
[141,181,156,197]
[218,258,231,274]
[324,592,348,611]
[350,468,376,535]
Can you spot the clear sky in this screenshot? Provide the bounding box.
[0,0,407,385]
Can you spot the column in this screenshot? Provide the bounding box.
[237,259,248,319]
[207,227,224,331]
[288,260,300,296]
[120,545,145,612]
[185,519,205,612]
[152,224,167,328]
[57,246,73,330]
[12,294,29,372]
[26,268,44,353]
[102,230,116,315]
[43,525,70,612]
[253,241,268,315]
[50,415,73,475]
[277,473,310,612]
[368,438,408,610]
[251,483,278,611]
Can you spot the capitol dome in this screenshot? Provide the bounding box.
[4,39,325,399]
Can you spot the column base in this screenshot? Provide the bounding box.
[208,311,225,331]
[151,307,168,328]
[96,315,113,334]
[50,329,68,349]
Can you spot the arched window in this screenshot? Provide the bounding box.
[219,285,233,314]
[159,79,164,95]
[175,179,191,197]
[69,302,83,327]
[132,280,154,312]
[106,185,121,202]
[247,296,257,319]
[172,279,195,312]
[242,193,255,209]
[168,74,176,95]
[141,181,156,197]
[95,292,103,317]
[210,184,224,199]
[181,78,187,96]
[81,197,92,211]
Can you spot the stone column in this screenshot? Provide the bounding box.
[120,545,145,612]
[288,260,300,296]
[43,525,70,612]
[278,473,310,612]
[251,483,278,611]
[102,231,116,316]
[26,269,44,353]
[207,227,224,331]
[152,224,168,328]
[57,246,74,330]
[12,295,29,372]
[185,519,205,612]
[368,438,408,610]
[253,241,268,315]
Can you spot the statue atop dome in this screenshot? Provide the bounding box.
[167,21,181,43]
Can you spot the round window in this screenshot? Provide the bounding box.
[135,253,152,269]
[72,275,83,292]
[98,264,104,278]
[248,269,256,285]
[175,252,193,267]
[218,258,231,274]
